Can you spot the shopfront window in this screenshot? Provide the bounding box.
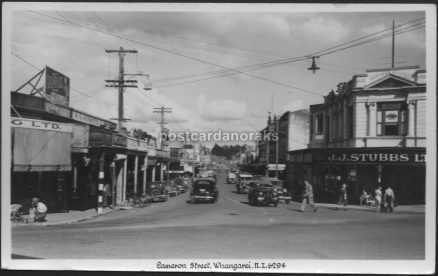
[377,102,407,136]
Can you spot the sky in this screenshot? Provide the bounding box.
[7,4,427,145]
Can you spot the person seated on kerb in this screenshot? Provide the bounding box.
[29,198,47,223]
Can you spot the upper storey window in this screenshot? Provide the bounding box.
[377,102,407,136]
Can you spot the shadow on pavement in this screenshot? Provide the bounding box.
[12,254,42,259]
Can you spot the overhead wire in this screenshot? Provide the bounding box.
[57,11,107,50]
[12,51,107,104]
[24,11,425,97]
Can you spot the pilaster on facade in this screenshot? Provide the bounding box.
[407,99,417,137]
[366,101,377,137]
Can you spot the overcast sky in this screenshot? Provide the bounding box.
[7,4,427,144]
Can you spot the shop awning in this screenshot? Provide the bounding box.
[12,118,72,171]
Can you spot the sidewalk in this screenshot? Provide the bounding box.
[310,202,425,213]
[11,206,127,227]
[11,196,160,227]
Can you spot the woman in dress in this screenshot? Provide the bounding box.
[374,186,383,212]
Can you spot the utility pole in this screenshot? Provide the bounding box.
[265,112,272,177]
[275,115,279,179]
[153,106,173,149]
[105,47,138,132]
[391,20,395,68]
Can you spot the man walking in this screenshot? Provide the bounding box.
[384,186,395,212]
[301,180,318,212]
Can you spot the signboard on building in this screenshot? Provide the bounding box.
[324,151,426,164]
[44,102,71,118]
[71,110,116,129]
[11,118,72,171]
[71,123,89,150]
[89,127,112,146]
[268,164,286,171]
[289,148,426,165]
[45,66,70,106]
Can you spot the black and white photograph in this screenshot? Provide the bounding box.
[1,2,436,273]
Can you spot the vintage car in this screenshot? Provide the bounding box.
[236,173,254,194]
[190,178,218,203]
[227,172,237,184]
[264,177,291,204]
[164,180,179,197]
[174,178,188,193]
[247,180,279,207]
[147,181,169,202]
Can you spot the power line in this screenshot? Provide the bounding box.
[318,23,425,58]
[12,51,40,70]
[309,17,425,57]
[57,11,107,50]
[25,11,425,96]
[12,51,105,104]
[155,23,425,89]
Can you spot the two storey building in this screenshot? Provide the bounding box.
[288,66,426,204]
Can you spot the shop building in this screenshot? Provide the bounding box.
[257,109,310,180]
[288,66,426,204]
[10,66,171,211]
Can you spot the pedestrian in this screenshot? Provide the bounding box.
[359,189,370,206]
[374,186,383,212]
[384,186,395,212]
[103,183,111,208]
[29,198,47,222]
[337,183,348,210]
[301,180,318,212]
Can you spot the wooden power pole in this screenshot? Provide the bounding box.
[105,47,138,132]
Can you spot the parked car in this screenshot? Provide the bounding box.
[264,177,291,204]
[247,180,279,207]
[227,172,237,184]
[236,173,254,194]
[174,178,188,193]
[146,182,169,202]
[190,178,218,203]
[165,180,179,197]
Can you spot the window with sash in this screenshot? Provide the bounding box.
[315,114,323,135]
[377,102,407,136]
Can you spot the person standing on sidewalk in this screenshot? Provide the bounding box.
[301,180,318,212]
[337,183,348,210]
[103,183,111,208]
[374,186,383,212]
[384,186,395,212]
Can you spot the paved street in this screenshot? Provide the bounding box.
[11,170,424,260]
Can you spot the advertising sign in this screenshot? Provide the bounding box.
[11,118,72,171]
[325,151,426,164]
[268,164,286,171]
[72,123,90,148]
[45,66,70,106]
[45,102,71,118]
[72,110,116,129]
